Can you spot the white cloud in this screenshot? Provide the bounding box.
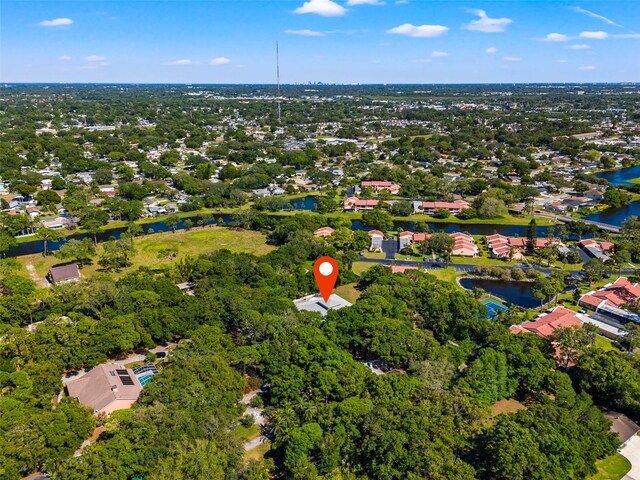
[285,29,325,36]
[578,65,596,70]
[347,0,384,4]
[580,31,608,39]
[294,0,347,16]
[84,55,107,62]
[58,55,72,61]
[558,59,569,63]
[485,46,497,53]
[464,9,512,33]
[166,59,193,65]
[414,58,433,63]
[614,33,640,39]
[503,56,521,61]
[371,59,382,64]
[566,44,590,50]
[431,50,449,57]
[571,7,621,27]
[541,33,569,42]
[210,57,231,65]
[387,23,449,38]
[37,17,73,27]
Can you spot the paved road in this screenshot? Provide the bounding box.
[536,211,621,233]
[621,435,640,480]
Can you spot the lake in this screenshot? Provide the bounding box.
[596,164,640,186]
[459,278,541,309]
[585,200,640,227]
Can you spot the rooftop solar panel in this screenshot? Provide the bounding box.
[116,369,128,375]
[120,375,135,386]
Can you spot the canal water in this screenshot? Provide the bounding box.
[459,278,542,309]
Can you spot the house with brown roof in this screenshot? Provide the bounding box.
[66,363,142,415]
[47,264,80,284]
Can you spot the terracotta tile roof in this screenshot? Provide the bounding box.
[512,306,583,339]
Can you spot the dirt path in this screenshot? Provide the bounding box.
[25,263,47,288]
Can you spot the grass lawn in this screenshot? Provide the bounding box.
[244,441,271,463]
[595,335,622,353]
[589,453,631,480]
[18,227,274,282]
[362,251,386,260]
[629,177,640,185]
[352,261,376,275]
[334,282,362,303]
[426,267,462,284]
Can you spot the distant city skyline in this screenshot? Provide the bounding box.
[2,0,639,83]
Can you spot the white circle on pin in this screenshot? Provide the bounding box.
[319,261,333,276]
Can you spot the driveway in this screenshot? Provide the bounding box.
[621,435,640,480]
[242,391,267,451]
[381,238,397,260]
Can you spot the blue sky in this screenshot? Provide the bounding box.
[1,0,639,83]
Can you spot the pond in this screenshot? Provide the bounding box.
[286,196,318,211]
[596,164,640,186]
[459,277,542,309]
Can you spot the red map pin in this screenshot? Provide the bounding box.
[313,256,339,303]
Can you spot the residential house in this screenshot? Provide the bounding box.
[579,277,640,324]
[360,181,401,195]
[421,200,470,216]
[450,232,479,257]
[47,264,81,284]
[343,197,380,211]
[66,363,142,415]
[314,226,335,238]
[369,230,384,252]
[487,234,563,259]
[579,239,614,262]
[510,307,583,338]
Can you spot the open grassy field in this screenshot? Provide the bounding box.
[18,227,274,283]
[589,453,631,480]
[334,282,362,303]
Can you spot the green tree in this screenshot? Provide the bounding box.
[361,208,393,233]
[37,227,64,256]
